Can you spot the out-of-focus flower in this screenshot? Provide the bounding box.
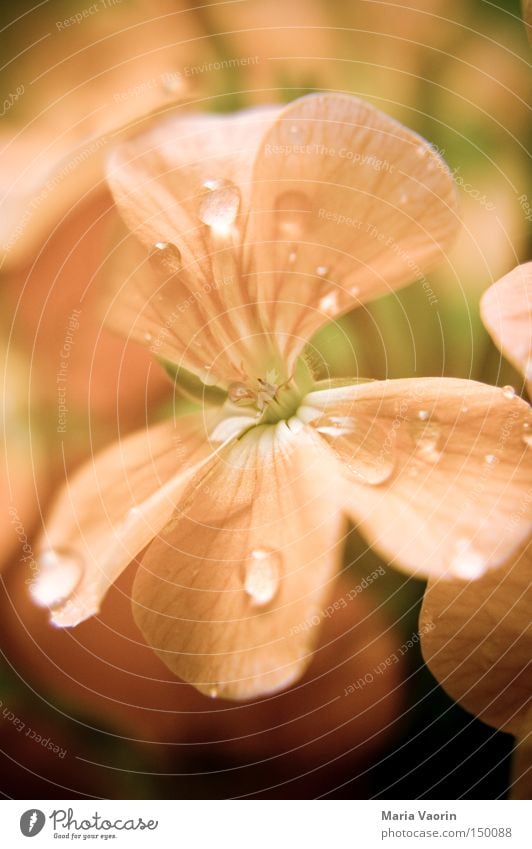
[421,263,531,796]
[31,93,531,701]
[420,543,531,797]
[480,263,532,396]
[0,0,208,269]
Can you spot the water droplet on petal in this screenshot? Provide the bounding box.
[275,191,312,239]
[410,416,443,463]
[208,685,219,699]
[199,179,241,234]
[350,285,360,298]
[450,538,487,580]
[149,241,182,273]
[31,548,83,608]
[484,454,497,465]
[502,384,516,400]
[288,250,298,264]
[199,365,218,387]
[522,421,532,447]
[143,331,153,343]
[319,292,339,315]
[399,192,408,204]
[160,73,182,95]
[316,414,396,485]
[315,265,329,277]
[243,549,281,606]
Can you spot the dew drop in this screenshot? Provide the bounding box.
[143,331,153,343]
[399,192,408,204]
[208,685,219,699]
[160,73,182,95]
[319,292,339,315]
[242,549,281,606]
[410,416,443,463]
[315,265,329,277]
[522,421,532,447]
[274,191,312,239]
[484,454,497,465]
[502,384,516,400]
[350,285,360,298]
[198,179,241,233]
[201,366,218,387]
[149,241,181,273]
[31,548,83,608]
[316,414,396,485]
[288,250,298,265]
[450,538,487,580]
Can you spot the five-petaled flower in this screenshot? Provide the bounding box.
[32,94,532,700]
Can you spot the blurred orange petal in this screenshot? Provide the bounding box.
[481,263,532,394]
[420,543,531,734]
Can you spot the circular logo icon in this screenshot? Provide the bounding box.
[20,810,46,837]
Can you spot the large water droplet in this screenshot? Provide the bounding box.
[502,384,516,400]
[274,191,312,239]
[410,416,443,464]
[149,241,181,274]
[31,548,83,607]
[484,454,497,466]
[198,179,241,233]
[450,538,487,580]
[243,549,281,606]
[316,414,396,485]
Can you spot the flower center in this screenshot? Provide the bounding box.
[224,357,316,426]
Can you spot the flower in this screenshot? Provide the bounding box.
[420,263,532,797]
[32,93,532,701]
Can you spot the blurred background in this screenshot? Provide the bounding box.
[0,0,530,799]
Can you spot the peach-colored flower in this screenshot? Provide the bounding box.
[0,0,206,269]
[480,262,532,396]
[420,262,531,796]
[32,93,531,701]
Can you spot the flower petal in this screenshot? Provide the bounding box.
[420,543,531,734]
[132,422,343,700]
[105,107,283,384]
[245,93,460,368]
[300,378,532,578]
[32,412,217,627]
[105,94,459,384]
[480,263,532,393]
